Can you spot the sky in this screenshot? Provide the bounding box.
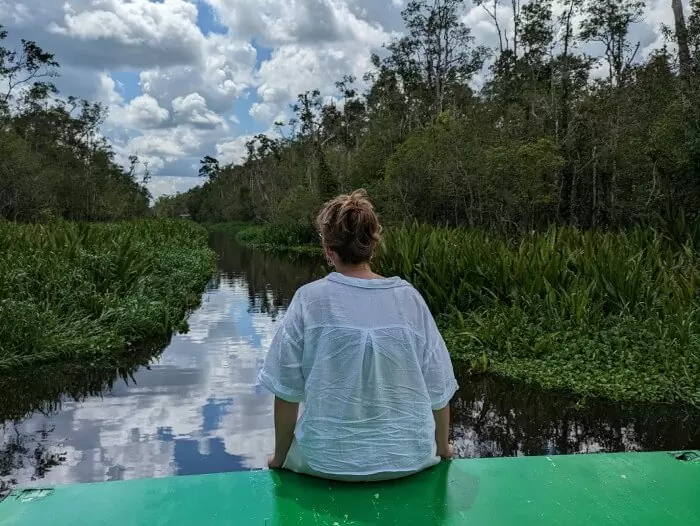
[0,0,684,199]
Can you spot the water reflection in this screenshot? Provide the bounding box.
[452,375,700,458]
[1,233,698,495]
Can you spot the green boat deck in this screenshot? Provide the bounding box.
[1,452,698,525]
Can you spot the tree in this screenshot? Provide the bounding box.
[385,0,487,119]
[0,25,58,114]
[198,156,220,181]
[672,0,692,86]
[579,0,644,87]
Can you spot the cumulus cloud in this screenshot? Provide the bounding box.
[207,0,391,46]
[118,95,171,129]
[147,176,201,199]
[202,0,394,121]
[97,73,170,130]
[46,0,203,69]
[216,136,251,165]
[172,93,226,130]
[139,34,256,115]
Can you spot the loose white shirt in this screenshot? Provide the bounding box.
[258,272,459,477]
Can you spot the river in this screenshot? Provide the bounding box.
[1,232,699,494]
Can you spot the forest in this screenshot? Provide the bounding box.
[155,0,700,236]
[0,26,150,221]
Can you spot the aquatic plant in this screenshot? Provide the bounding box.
[234,223,322,256]
[0,220,215,370]
[375,223,700,406]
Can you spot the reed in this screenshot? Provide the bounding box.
[0,219,215,370]
[375,223,700,405]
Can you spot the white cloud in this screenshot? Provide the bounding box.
[216,136,251,165]
[128,126,205,158]
[147,176,201,199]
[97,73,170,129]
[172,93,226,129]
[139,34,256,114]
[205,0,393,122]
[207,0,389,46]
[119,95,170,129]
[1,1,33,25]
[250,37,385,122]
[47,0,202,68]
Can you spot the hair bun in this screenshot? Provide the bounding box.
[316,189,382,265]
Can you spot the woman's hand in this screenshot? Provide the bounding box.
[268,454,285,470]
[437,444,453,460]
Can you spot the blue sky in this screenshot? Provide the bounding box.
[0,0,676,199]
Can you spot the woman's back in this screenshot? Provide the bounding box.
[258,189,457,481]
[259,272,458,477]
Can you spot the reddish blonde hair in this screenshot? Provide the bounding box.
[316,189,382,264]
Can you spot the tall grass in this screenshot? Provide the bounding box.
[0,219,215,370]
[376,223,700,405]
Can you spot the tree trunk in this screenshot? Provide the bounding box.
[592,145,598,228]
[557,0,575,224]
[672,0,692,87]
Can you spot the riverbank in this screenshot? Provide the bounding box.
[208,222,321,257]
[0,220,215,370]
[378,224,700,406]
[218,220,700,406]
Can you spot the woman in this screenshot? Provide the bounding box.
[258,190,458,481]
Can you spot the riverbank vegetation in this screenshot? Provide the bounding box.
[378,224,700,406]
[0,220,215,370]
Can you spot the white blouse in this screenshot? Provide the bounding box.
[258,272,459,477]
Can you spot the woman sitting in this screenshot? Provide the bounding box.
[258,190,458,481]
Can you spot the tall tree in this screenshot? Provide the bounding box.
[672,0,692,86]
[386,0,487,119]
[579,0,644,87]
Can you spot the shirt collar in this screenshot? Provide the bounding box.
[326,272,405,289]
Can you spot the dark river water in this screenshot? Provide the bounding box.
[2,233,699,494]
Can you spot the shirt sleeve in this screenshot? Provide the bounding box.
[420,299,459,410]
[257,290,305,403]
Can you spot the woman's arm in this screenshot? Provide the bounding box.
[433,404,452,459]
[258,291,305,469]
[268,396,300,468]
[416,292,458,460]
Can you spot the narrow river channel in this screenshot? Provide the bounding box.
[2,232,699,494]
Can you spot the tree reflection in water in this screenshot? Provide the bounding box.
[0,354,161,496]
[0,424,66,498]
[452,374,700,458]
